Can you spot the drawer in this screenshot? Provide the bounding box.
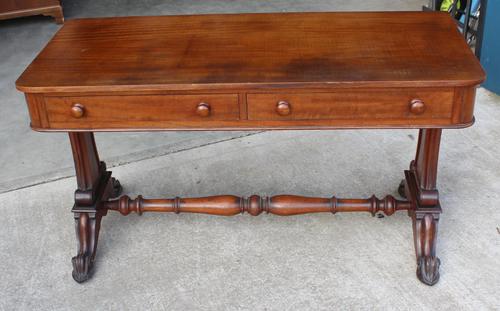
[247,90,454,121]
[44,94,239,127]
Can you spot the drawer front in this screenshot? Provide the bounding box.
[44,94,239,128]
[247,90,454,121]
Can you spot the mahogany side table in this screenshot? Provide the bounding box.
[16,12,485,285]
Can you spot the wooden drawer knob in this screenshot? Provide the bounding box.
[409,99,425,115]
[196,102,211,117]
[276,101,291,116]
[71,103,85,118]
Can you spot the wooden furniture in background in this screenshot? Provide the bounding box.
[16,12,485,286]
[0,0,63,24]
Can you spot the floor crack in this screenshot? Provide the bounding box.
[0,131,266,195]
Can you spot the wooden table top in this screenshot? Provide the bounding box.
[16,12,484,93]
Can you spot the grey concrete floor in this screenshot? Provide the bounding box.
[1,0,500,310]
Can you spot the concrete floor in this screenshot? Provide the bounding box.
[1,0,500,310]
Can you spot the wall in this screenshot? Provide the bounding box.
[480,0,500,94]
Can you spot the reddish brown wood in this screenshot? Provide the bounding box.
[16,12,484,131]
[16,12,484,94]
[0,0,63,23]
[104,194,410,217]
[402,129,443,286]
[70,103,85,119]
[24,93,46,129]
[413,129,442,205]
[27,88,475,130]
[196,103,211,117]
[275,101,291,116]
[69,132,102,204]
[68,132,121,283]
[15,13,485,285]
[409,99,426,115]
[247,90,453,121]
[413,210,441,286]
[71,211,101,283]
[43,94,240,129]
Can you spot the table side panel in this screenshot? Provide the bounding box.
[451,87,477,124]
[25,93,49,128]
[23,86,477,130]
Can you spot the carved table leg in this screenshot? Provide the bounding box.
[69,132,118,283]
[405,129,442,286]
[413,211,440,285]
[72,211,104,282]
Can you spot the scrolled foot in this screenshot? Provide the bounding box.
[412,212,440,285]
[398,179,407,198]
[71,254,93,283]
[416,256,440,286]
[71,212,102,283]
[110,177,122,198]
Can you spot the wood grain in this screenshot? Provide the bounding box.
[16,12,484,93]
[247,89,454,121]
[44,94,240,128]
[104,194,411,216]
